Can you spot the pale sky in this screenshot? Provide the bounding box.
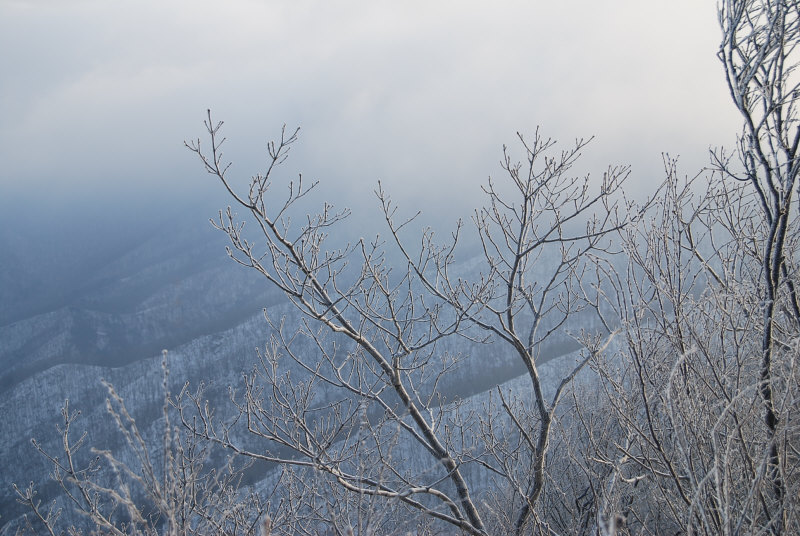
[0,1,741,215]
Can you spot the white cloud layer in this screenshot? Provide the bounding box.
[0,0,741,212]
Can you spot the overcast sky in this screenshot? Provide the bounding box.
[1,0,741,221]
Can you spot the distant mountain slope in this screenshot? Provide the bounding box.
[0,194,593,533]
[0,203,278,391]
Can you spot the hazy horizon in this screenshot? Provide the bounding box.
[1,1,744,329]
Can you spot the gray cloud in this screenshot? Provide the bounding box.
[1,0,741,214]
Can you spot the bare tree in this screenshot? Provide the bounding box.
[182,119,630,534]
[719,0,800,474]
[715,0,800,529]
[577,1,800,531]
[586,159,800,535]
[13,352,273,536]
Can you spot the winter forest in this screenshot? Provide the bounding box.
[2,0,800,534]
